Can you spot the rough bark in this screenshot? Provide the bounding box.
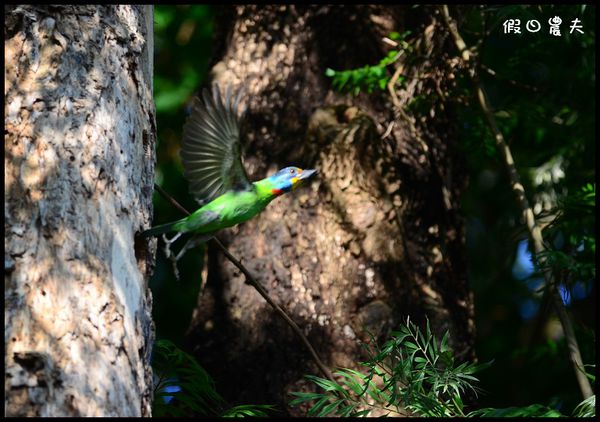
[186,5,474,414]
[5,5,156,416]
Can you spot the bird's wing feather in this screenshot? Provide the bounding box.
[180,84,251,205]
[178,210,221,233]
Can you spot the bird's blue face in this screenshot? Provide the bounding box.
[268,166,317,194]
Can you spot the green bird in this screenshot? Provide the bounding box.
[142,84,317,247]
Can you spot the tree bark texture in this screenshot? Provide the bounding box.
[5,5,156,416]
[187,5,474,413]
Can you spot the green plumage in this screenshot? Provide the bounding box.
[141,84,316,241]
[140,221,178,237]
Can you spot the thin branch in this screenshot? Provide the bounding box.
[382,36,398,47]
[440,5,593,400]
[387,66,430,156]
[480,63,540,93]
[381,121,395,139]
[210,236,336,385]
[154,184,190,216]
[152,184,336,385]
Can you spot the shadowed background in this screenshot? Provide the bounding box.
[150,4,595,415]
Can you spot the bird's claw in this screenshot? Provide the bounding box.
[161,234,181,281]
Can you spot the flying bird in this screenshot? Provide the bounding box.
[141,84,317,249]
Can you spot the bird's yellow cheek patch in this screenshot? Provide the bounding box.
[291,177,299,190]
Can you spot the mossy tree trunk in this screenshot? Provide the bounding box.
[5,5,156,416]
[187,5,474,414]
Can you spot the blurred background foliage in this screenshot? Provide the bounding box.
[456,4,595,413]
[150,4,595,415]
[151,5,214,346]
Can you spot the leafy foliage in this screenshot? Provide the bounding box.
[538,183,596,283]
[152,339,223,416]
[151,5,216,347]
[451,4,596,411]
[290,318,488,417]
[468,404,564,417]
[152,339,274,417]
[221,404,276,417]
[322,6,595,410]
[154,6,214,114]
[572,394,595,418]
[325,31,412,95]
[290,320,595,418]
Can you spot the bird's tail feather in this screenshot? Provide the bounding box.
[140,221,177,238]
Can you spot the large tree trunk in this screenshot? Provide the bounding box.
[5,5,156,416]
[187,5,474,414]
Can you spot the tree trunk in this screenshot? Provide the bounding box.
[5,5,156,416]
[187,5,474,414]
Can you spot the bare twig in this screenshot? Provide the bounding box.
[381,121,395,139]
[210,236,336,384]
[441,5,593,400]
[387,68,430,155]
[387,65,404,109]
[382,36,398,47]
[154,184,190,216]
[480,63,540,93]
[152,184,336,385]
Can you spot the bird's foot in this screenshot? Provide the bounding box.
[161,233,214,280]
[174,233,214,261]
[161,234,181,281]
[163,232,182,245]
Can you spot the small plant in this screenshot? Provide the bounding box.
[326,31,412,95]
[572,393,595,418]
[290,317,488,417]
[152,339,275,417]
[538,183,596,284]
[289,319,595,417]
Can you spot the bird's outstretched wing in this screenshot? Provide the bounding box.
[180,84,251,205]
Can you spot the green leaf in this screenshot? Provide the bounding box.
[221,404,275,417]
[335,371,366,396]
[307,396,331,417]
[389,31,401,40]
[152,339,226,416]
[352,409,372,417]
[305,375,347,395]
[319,399,343,416]
[404,341,419,350]
[338,402,358,417]
[288,391,325,406]
[290,317,492,417]
[468,404,564,417]
[572,395,595,417]
[371,66,384,78]
[414,356,427,365]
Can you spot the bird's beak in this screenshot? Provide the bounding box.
[291,168,317,190]
[298,168,317,181]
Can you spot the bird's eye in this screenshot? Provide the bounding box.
[289,168,295,174]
